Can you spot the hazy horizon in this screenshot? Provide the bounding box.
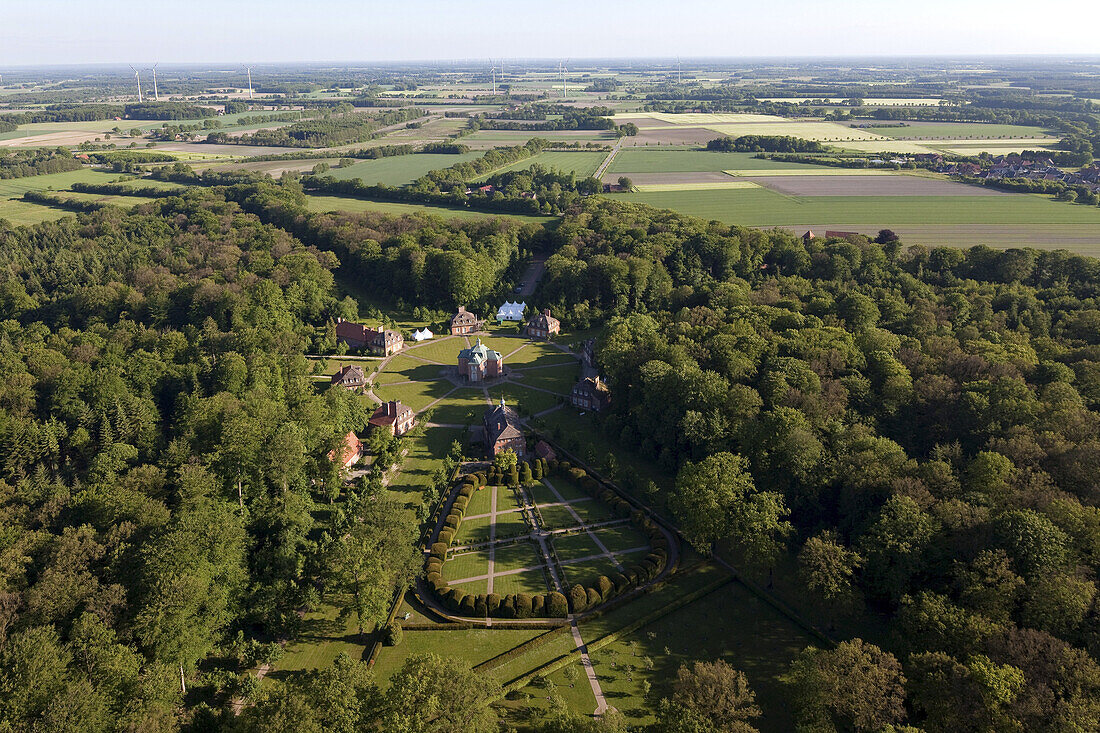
[4,0,1099,66]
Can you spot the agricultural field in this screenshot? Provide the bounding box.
[472,151,608,180]
[612,187,1100,251]
[607,149,827,173]
[326,151,483,185]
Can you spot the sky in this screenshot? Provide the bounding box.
[3,0,1099,66]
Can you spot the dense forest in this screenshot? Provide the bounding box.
[0,148,83,179]
[5,171,1100,729]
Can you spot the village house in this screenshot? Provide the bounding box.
[457,339,504,382]
[330,364,367,391]
[449,306,481,335]
[525,308,560,340]
[571,376,611,412]
[368,400,416,437]
[335,318,404,356]
[484,397,526,458]
[328,431,364,468]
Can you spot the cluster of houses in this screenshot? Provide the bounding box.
[328,304,609,468]
[934,155,1100,191]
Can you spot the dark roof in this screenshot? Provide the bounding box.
[369,400,412,427]
[331,364,366,384]
[484,398,523,444]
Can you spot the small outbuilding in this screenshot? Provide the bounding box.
[412,328,434,342]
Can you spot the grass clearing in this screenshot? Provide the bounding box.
[272,602,369,675]
[327,152,483,185]
[303,193,550,223]
[373,379,453,412]
[487,382,561,416]
[385,425,462,507]
[372,628,545,684]
[512,362,581,395]
[428,389,490,427]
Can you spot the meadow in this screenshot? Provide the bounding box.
[327,151,483,185]
[472,151,608,180]
[303,193,549,223]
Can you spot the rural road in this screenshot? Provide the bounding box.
[594,137,624,181]
[515,256,547,299]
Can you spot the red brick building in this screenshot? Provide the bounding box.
[484,398,526,458]
[335,318,404,356]
[369,400,415,437]
[331,364,366,391]
[457,339,504,382]
[525,308,560,340]
[449,306,481,335]
[571,376,611,412]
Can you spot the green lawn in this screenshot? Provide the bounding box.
[444,548,493,580]
[566,498,618,524]
[562,555,632,586]
[511,363,580,395]
[590,524,649,554]
[304,194,550,224]
[454,515,495,545]
[476,334,529,358]
[372,627,546,684]
[307,357,382,377]
[608,149,826,174]
[462,484,495,516]
[539,504,581,530]
[272,602,370,675]
[404,335,468,364]
[551,532,603,562]
[373,354,447,385]
[492,568,552,597]
[373,379,453,412]
[587,579,816,732]
[493,541,545,573]
[327,152,483,185]
[426,389,489,427]
[504,341,579,368]
[487,383,561,416]
[494,511,530,539]
[385,425,463,507]
[542,477,590,503]
[526,481,563,506]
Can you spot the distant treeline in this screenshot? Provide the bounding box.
[205,107,424,148]
[706,135,827,153]
[0,148,83,179]
[0,102,215,125]
[471,107,617,132]
[70,182,181,198]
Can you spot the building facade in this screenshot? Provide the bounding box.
[369,400,416,437]
[328,431,363,468]
[449,306,480,335]
[525,308,560,340]
[484,398,526,458]
[571,376,611,412]
[331,364,367,390]
[335,318,404,356]
[457,339,504,382]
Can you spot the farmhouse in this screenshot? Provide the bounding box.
[457,339,504,382]
[571,376,611,412]
[525,308,560,340]
[331,364,367,391]
[328,431,363,468]
[449,306,481,335]
[369,400,416,437]
[484,398,526,458]
[335,318,404,356]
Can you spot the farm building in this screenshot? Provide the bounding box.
[335,318,404,356]
[525,309,560,340]
[458,339,504,382]
[484,398,526,459]
[412,328,434,342]
[328,431,364,468]
[496,301,526,322]
[571,376,611,412]
[449,306,481,335]
[331,364,367,391]
[369,400,416,437]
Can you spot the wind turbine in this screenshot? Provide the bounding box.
[149,63,159,101]
[245,67,254,99]
[129,65,143,102]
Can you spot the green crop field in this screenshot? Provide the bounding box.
[610,189,1100,250]
[608,149,827,174]
[303,194,549,223]
[326,152,482,185]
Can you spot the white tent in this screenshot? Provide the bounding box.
[412,328,434,341]
[496,301,526,321]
